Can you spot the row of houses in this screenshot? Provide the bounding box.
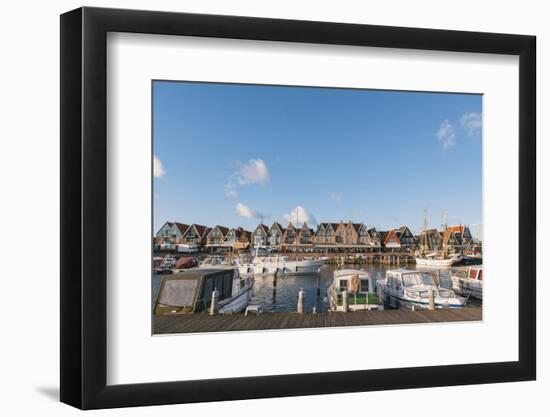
[155,220,475,253]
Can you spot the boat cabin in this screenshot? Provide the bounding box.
[386,269,427,289]
[154,269,236,314]
[330,269,380,311]
[333,270,372,294]
[468,266,483,280]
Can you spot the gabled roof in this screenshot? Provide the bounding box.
[185,224,209,237]
[240,230,252,240]
[383,229,400,244]
[255,224,269,233]
[156,221,174,235]
[269,222,284,234]
[285,221,296,230]
[396,225,412,236]
[174,222,190,234]
[352,223,365,233]
[208,225,229,237]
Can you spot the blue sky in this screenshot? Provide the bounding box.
[153,81,482,237]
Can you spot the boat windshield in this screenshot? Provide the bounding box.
[158,278,199,308]
[402,272,423,287]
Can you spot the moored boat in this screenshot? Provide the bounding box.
[415,253,462,267]
[415,210,463,268]
[452,266,483,300]
[327,269,382,311]
[377,268,467,309]
[237,247,326,276]
[154,268,254,315]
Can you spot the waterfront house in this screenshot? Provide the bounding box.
[396,226,416,251]
[155,221,189,250]
[224,227,251,250]
[283,222,298,245]
[356,223,372,246]
[206,225,230,246]
[181,224,210,246]
[314,223,339,245]
[252,224,269,248]
[335,221,362,246]
[368,227,382,251]
[443,225,474,253]
[298,222,314,245]
[268,222,285,248]
[381,229,401,252]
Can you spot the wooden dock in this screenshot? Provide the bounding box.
[153,307,482,334]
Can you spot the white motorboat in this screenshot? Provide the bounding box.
[327,269,382,311]
[377,269,467,309]
[154,267,254,315]
[452,266,483,300]
[199,255,228,268]
[237,248,326,276]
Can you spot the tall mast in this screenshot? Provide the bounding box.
[422,209,429,252]
[442,209,448,254]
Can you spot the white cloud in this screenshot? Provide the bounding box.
[238,159,270,185]
[329,192,342,203]
[283,206,317,226]
[225,158,270,198]
[436,120,456,149]
[236,203,263,219]
[153,155,165,178]
[460,112,482,136]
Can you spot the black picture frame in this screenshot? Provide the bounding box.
[60,6,536,410]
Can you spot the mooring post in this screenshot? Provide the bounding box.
[428,289,435,310]
[342,289,349,312]
[210,289,219,315]
[297,288,305,314]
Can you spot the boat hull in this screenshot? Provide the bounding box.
[452,277,483,300]
[238,259,325,276]
[415,256,461,267]
[218,282,254,314]
[378,287,466,309]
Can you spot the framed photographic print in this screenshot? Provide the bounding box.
[60,6,536,409]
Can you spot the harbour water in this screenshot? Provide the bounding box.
[152,264,475,313]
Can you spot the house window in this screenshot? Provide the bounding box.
[339,280,348,292]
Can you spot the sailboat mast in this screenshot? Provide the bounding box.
[422,209,429,253]
[442,209,448,255]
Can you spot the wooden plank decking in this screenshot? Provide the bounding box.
[153,307,482,334]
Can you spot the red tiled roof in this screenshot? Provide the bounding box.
[383,229,400,245]
[174,222,189,234]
